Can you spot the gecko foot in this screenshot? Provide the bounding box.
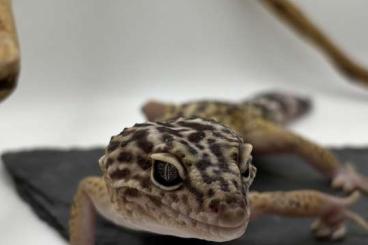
[311,218,346,241]
[311,191,368,241]
[332,163,368,193]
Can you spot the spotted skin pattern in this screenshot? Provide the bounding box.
[69,93,368,245]
[142,91,368,191]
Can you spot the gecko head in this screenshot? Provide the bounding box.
[99,117,256,241]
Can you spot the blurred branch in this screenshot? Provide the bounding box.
[262,0,368,88]
[0,0,20,102]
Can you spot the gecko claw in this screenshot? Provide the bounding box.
[332,163,368,194]
[331,225,347,241]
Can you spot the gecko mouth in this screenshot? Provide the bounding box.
[119,191,249,242]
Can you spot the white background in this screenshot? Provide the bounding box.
[1,0,368,244]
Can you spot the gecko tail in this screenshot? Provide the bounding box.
[245,91,312,125]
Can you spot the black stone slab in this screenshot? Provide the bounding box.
[2,147,368,245]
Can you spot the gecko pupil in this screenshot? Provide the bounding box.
[158,161,178,181]
[153,160,182,187]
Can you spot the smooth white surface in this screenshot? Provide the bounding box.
[1,0,368,244]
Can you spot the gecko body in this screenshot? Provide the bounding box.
[69,92,368,245]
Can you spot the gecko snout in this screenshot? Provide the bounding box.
[218,206,247,228]
[209,194,248,227]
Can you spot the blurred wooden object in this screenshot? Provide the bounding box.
[0,0,19,102]
[262,0,368,88]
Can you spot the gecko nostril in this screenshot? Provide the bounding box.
[208,194,247,227]
[226,196,238,205]
[209,199,221,213]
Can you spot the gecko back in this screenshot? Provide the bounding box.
[244,91,311,125]
[143,91,311,127]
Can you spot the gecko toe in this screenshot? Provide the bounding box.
[331,225,346,241]
[332,163,368,194]
[332,175,345,189]
[311,219,346,241]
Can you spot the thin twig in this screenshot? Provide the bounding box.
[262,0,368,88]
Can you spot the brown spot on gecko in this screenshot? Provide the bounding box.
[188,132,205,143]
[137,155,151,170]
[181,194,188,204]
[232,180,239,189]
[196,144,204,150]
[156,121,175,128]
[186,181,204,205]
[178,121,214,131]
[157,126,182,137]
[197,159,211,171]
[106,157,114,168]
[107,140,120,152]
[179,139,198,155]
[170,193,179,202]
[131,129,148,141]
[208,188,215,198]
[119,128,135,137]
[124,187,140,197]
[220,179,230,192]
[137,139,153,154]
[162,134,174,145]
[110,169,131,179]
[148,195,162,207]
[117,151,133,163]
[139,177,151,189]
[133,123,153,127]
[207,138,215,144]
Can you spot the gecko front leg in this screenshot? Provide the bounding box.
[250,190,368,240]
[69,177,113,245]
[244,118,368,193]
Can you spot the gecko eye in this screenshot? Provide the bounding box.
[153,161,182,188]
[150,153,185,190]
